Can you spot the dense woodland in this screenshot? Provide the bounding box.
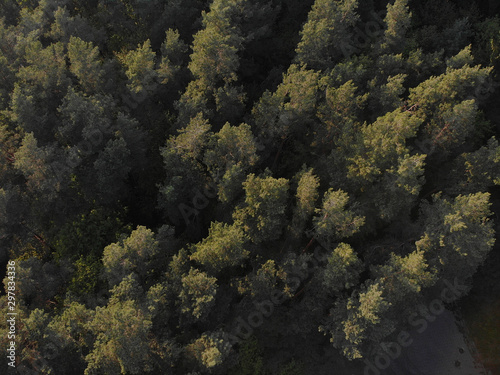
[1,0,500,374]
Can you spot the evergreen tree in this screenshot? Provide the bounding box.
[320,281,393,359]
[157,28,188,87]
[85,299,153,375]
[416,192,495,284]
[313,188,365,244]
[190,221,248,275]
[175,0,247,126]
[408,61,492,155]
[67,36,104,94]
[179,267,218,322]
[446,137,500,195]
[2,1,500,373]
[118,39,158,96]
[321,242,362,294]
[313,79,367,151]
[204,122,258,203]
[158,113,212,225]
[252,64,320,141]
[378,0,411,55]
[295,0,359,70]
[185,331,236,373]
[289,167,320,238]
[233,173,289,243]
[102,225,160,287]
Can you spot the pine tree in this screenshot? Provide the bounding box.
[446,137,500,195]
[416,192,495,284]
[179,267,218,322]
[175,0,247,126]
[233,173,289,243]
[190,221,248,275]
[290,167,320,238]
[157,29,188,86]
[185,331,236,373]
[295,0,359,70]
[379,0,411,55]
[118,39,158,96]
[322,242,362,294]
[102,226,160,287]
[85,299,153,375]
[203,122,258,203]
[67,36,104,94]
[252,64,320,141]
[313,188,365,244]
[320,281,394,359]
[158,113,212,225]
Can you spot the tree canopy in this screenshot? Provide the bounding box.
[1,1,499,374]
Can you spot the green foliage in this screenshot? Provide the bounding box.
[189,19,242,88]
[53,208,125,261]
[13,132,59,198]
[346,110,423,185]
[313,189,365,243]
[371,250,437,318]
[238,259,289,299]
[185,331,236,373]
[409,62,492,154]
[56,87,113,146]
[48,301,94,351]
[179,267,218,321]
[446,44,474,70]
[252,64,320,140]
[474,16,500,68]
[191,221,249,275]
[334,109,426,224]
[448,137,500,194]
[93,136,132,201]
[157,29,188,85]
[204,122,259,203]
[10,257,70,309]
[46,6,97,44]
[416,192,495,283]
[233,173,289,243]
[18,308,55,373]
[3,1,500,372]
[16,40,68,91]
[158,113,212,223]
[68,255,102,297]
[321,281,394,359]
[295,0,359,69]
[85,300,153,375]
[368,73,407,116]
[229,336,264,375]
[102,225,160,287]
[322,242,362,293]
[176,0,249,125]
[379,0,411,54]
[290,167,320,237]
[314,79,367,149]
[68,36,104,94]
[277,360,303,375]
[118,39,157,95]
